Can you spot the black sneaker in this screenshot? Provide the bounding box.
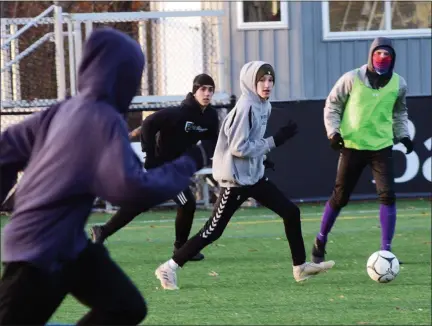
[384,248,404,265]
[173,247,205,262]
[190,252,205,261]
[389,251,403,265]
[311,238,327,263]
[90,225,106,244]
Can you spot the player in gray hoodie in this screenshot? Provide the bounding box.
[155,61,336,290]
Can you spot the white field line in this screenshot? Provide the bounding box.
[88,207,428,226]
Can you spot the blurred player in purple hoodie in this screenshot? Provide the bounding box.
[0,27,211,325]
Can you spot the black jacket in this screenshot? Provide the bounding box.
[141,92,219,169]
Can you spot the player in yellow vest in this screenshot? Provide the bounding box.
[312,37,413,264]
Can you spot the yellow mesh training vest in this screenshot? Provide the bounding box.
[340,70,399,150]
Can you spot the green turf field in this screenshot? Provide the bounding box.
[2,199,431,325]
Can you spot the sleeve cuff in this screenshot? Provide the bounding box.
[266,136,276,150]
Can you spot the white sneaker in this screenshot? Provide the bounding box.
[155,263,179,290]
[293,260,335,282]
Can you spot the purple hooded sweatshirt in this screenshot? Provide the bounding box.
[1,28,200,272]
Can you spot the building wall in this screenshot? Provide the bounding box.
[225,1,432,101]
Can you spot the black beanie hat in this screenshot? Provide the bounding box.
[255,64,275,86]
[192,74,215,94]
[374,45,395,58]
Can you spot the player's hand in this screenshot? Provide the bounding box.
[144,154,159,169]
[400,137,414,154]
[264,158,275,171]
[128,126,142,140]
[330,133,344,151]
[273,120,298,147]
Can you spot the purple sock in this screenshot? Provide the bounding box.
[380,204,396,251]
[317,201,340,243]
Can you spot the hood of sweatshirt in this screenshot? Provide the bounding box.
[240,60,273,105]
[77,27,145,113]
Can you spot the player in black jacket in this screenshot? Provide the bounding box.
[90,74,219,261]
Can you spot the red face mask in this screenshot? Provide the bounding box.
[372,52,392,75]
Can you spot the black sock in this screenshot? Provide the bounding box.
[174,205,195,249]
[283,217,306,266]
[102,207,143,239]
[173,233,209,267]
[173,186,238,266]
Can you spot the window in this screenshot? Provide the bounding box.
[237,1,288,30]
[322,1,431,40]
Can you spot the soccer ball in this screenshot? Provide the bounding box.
[366,250,400,283]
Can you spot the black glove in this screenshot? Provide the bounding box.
[264,158,275,171]
[400,137,414,154]
[186,140,215,169]
[330,133,344,151]
[143,154,160,170]
[273,120,298,147]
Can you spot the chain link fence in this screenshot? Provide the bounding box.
[1,6,226,129]
[1,6,61,132]
[68,10,225,100]
[87,15,220,98]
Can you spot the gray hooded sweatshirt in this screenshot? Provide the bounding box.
[212,61,276,187]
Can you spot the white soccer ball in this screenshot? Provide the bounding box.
[366,250,400,283]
